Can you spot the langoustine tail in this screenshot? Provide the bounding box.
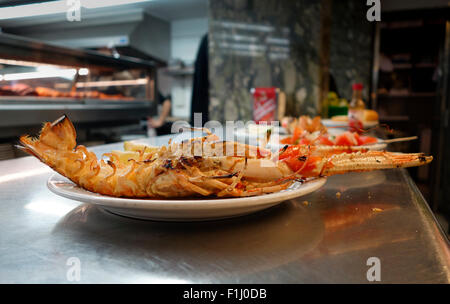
[17,115,91,182]
[17,115,136,197]
[18,114,76,161]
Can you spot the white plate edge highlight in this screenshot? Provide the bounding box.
[47,174,327,211]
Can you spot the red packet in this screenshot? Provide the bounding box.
[252,87,277,123]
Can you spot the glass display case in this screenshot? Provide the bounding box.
[0,33,157,135]
[0,62,154,101]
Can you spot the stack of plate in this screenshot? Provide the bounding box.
[0,143,15,161]
[121,134,147,142]
[322,119,379,129]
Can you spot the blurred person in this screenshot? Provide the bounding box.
[190,34,209,126]
[117,69,172,136]
[148,91,172,136]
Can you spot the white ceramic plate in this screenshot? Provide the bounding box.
[234,126,287,144]
[322,119,379,129]
[48,174,327,221]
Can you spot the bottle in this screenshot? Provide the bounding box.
[324,91,338,118]
[348,83,365,133]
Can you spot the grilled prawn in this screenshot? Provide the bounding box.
[18,116,432,198]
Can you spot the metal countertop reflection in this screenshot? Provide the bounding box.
[0,136,449,283]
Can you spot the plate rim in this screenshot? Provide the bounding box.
[47,174,327,211]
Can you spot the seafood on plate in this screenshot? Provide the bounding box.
[280,130,378,147]
[282,115,327,135]
[18,115,432,198]
[280,115,379,148]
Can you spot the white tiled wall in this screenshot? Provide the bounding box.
[168,17,208,119]
[171,18,208,64]
[171,77,194,118]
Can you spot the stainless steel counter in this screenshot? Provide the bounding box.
[0,135,449,283]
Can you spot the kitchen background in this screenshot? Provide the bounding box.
[0,0,449,233]
[0,0,446,123]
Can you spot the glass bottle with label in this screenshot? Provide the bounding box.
[348,83,365,133]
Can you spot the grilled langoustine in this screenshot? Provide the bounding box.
[18,115,432,198]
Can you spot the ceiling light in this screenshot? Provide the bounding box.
[82,0,151,9]
[0,1,67,20]
[0,59,74,69]
[78,68,89,76]
[76,78,148,88]
[3,69,77,81]
[0,0,152,20]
